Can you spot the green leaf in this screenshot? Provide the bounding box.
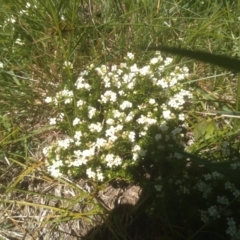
[169,147,240,184]
[194,119,216,141]
[146,46,240,72]
[0,114,12,131]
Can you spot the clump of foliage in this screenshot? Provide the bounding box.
[43,52,192,181]
[1,0,240,239]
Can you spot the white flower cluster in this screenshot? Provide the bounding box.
[222,141,231,156]
[168,168,240,238]
[225,181,240,198]
[43,52,192,181]
[231,162,240,170]
[194,172,224,199]
[174,179,190,194]
[45,88,73,106]
[195,174,240,239]
[226,217,240,239]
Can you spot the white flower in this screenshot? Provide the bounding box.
[94,138,107,148]
[7,17,16,23]
[195,180,212,198]
[157,79,168,88]
[171,127,182,135]
[95,65,107,76]
[233,190,240,198]
[111,65,117,71]
[222,141,230,155]
[77,99,85,107]
[127,82,135,89]
[101,90,117,103]
[117,68,124,75]
[159,122,169,132]
[150,57,159,65]
[217,196,229,205]
[82,148,95,157]
[155,185,162,191]
[75,76,91,90]
[203,174,212,181]
[63,61,73,69]
[57,113,64,122]
[120,100,133,110]
[73,118,80,126]
[127,52,134,60]
[88,106,96,119]
[80,69,89,76]
[179,113,185,121]
[74,150,82,157]
[89,123,102,132]
[130,64,139,73]
[169,77,178,87]
[180,186,190,194]
[136,115,147,124]
[128,131,135,142]
[0,62,3,68]
[57,138,73,150]
[71,152,88,166]
[145,117,157,125]
[133,153,139,161]
[225,181,235,191]
[182,66,189,73]
[207,205,220,218]
[168,94,185,109]
[164,57,173,65]
[155,134,162,141]
[15,38,24,45]
[74,131,82,141]
[149,99,156,105]
[86,168,96,179]
[112,110,122,118]
[118,90,125,96]
[96,168,104,181]
[139,66,150,76]
[64,98,71,104]
[125,112,134,122]
[106,154,114,167]
[57,89,73,100]
[106,118,115,125]
[103,76,111,88]
[105,126,118,142]
[47,159,63,178]
[45,96,52,103]
[163,110,172,120]
[212,172,223,179]
[132,145,141,152]
[49,118,57,125]
[226,218,237,237]
[105,154,122,168]
[48,165,62,178]
[120,62,126,69]
[43,146,51,156]
[139,131,147,137]
[75,76,85,89]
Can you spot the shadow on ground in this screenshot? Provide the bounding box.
[82,158,165,240]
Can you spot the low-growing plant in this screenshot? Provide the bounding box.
[43,51,192,181]
[1,0,240,239]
